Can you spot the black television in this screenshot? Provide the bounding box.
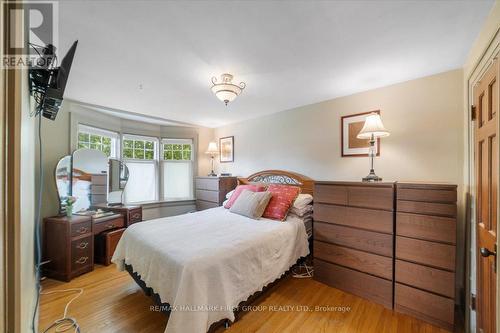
[29,40,78,120]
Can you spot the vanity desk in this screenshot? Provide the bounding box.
[43,213,125,281]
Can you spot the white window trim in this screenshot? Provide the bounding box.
[77,124,120,159]
[160,138,195,200]
[122,134,160,203]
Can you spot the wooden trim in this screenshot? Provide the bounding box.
[238,169,314,195]
[340,110,381,157]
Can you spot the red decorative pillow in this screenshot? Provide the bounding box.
[262,184,301,221]
[224,184,267,208]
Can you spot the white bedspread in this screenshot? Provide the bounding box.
[111,207,309,333]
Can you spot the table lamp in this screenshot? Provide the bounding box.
[205,142,219,176]
[356,113,390,182]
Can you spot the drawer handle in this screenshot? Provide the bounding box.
[106,224,115,229]
[76,242,88,249]
[132,213,140,219]
[77,227,88,234]
[75,256,88,265]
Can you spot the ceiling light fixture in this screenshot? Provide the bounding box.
[211,73,246,106]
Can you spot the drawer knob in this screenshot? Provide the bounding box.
[75,256,88,264]
[76,242,88,249]
[106,224,115,229]
[77,227,88,234]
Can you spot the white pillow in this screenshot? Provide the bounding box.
[222,199,229,208]
[225,190,235,199]
[293,194,313,209]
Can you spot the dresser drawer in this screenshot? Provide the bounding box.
[71,236,92,256]
[397,188,456,203]
[395,260,454,298]
[93,216,125,234]
[71,220,92,238]
[348,186,394,211]
[314,259,392,308]
[95,228,125,266]
[395,283,454,330]
[397,212,456,244]
[314,241,392,279]
[397,200,456,217]
[129,208,142,225]
[71,248,92,272]
[314,185,348,205]
[314,222,393,257]
[396,236,455,271]
[196,189,221,203]
[196,200,219,211]
[314,204,393,234]
[195,178,220,191]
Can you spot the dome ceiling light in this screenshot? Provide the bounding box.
[211,73,246,106]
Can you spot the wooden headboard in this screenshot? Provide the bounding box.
[238,170,314,195]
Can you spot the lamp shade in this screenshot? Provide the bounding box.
[357,113,390,139]
[205,142,219,155]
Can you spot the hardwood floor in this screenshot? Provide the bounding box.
[40,265,455,333]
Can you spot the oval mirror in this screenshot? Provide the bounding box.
[108,159,129,205]
[55,155,72,214]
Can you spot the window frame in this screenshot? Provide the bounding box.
[77,124,120,159]
[122,134,160,203]
[160,138,195,201]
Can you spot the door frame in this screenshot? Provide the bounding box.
[466,27,500,332]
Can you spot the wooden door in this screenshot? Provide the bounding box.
[475,58,499,333]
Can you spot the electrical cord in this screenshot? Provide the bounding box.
[40,288,83,333]
[292,263,314,279]
[32,111,82,333]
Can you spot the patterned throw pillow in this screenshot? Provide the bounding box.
[262,184,301,221]
[223,184,267,208]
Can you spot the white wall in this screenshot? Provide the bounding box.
[215,69,465,298]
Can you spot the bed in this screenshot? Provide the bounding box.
[111,170,313,333]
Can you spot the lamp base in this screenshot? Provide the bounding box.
[207,171,217,177]
[362,170,382,182]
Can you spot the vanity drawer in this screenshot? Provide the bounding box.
[314,241,392,279]
[71,243,92,272]
[396,236,455,271]
[314,185,348,205]
[71,236,92,257]
[95,228,125,266]
[93,216,125,234]
[314,222,393,257]
[128,208,142,225]
[71,220,92,238]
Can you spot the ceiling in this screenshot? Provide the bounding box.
[58,0,494,128]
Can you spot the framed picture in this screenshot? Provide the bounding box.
[341,110,380,157]
[219,136,234,162]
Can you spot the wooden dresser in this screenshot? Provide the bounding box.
[195,176,237,211]
[43,213,125,281]
[394,182,457,331]
[313,181,395,308]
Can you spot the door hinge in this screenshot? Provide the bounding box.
[471,293,477,310]
[471,105,477,121]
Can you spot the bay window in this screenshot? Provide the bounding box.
[77,124,119,158]
[161,139,194,200]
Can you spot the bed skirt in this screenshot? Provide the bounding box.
[124,256,308,332]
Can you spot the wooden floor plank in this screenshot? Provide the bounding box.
[40,265,455,333]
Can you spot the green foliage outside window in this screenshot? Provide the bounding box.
[78,132,113,157]
[163,141,192,161]
[123,138,155,160]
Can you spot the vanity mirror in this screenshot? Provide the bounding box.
[55,149,130,214]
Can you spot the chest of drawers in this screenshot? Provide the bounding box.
[195,176,237,210]
[313,181,395,308]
